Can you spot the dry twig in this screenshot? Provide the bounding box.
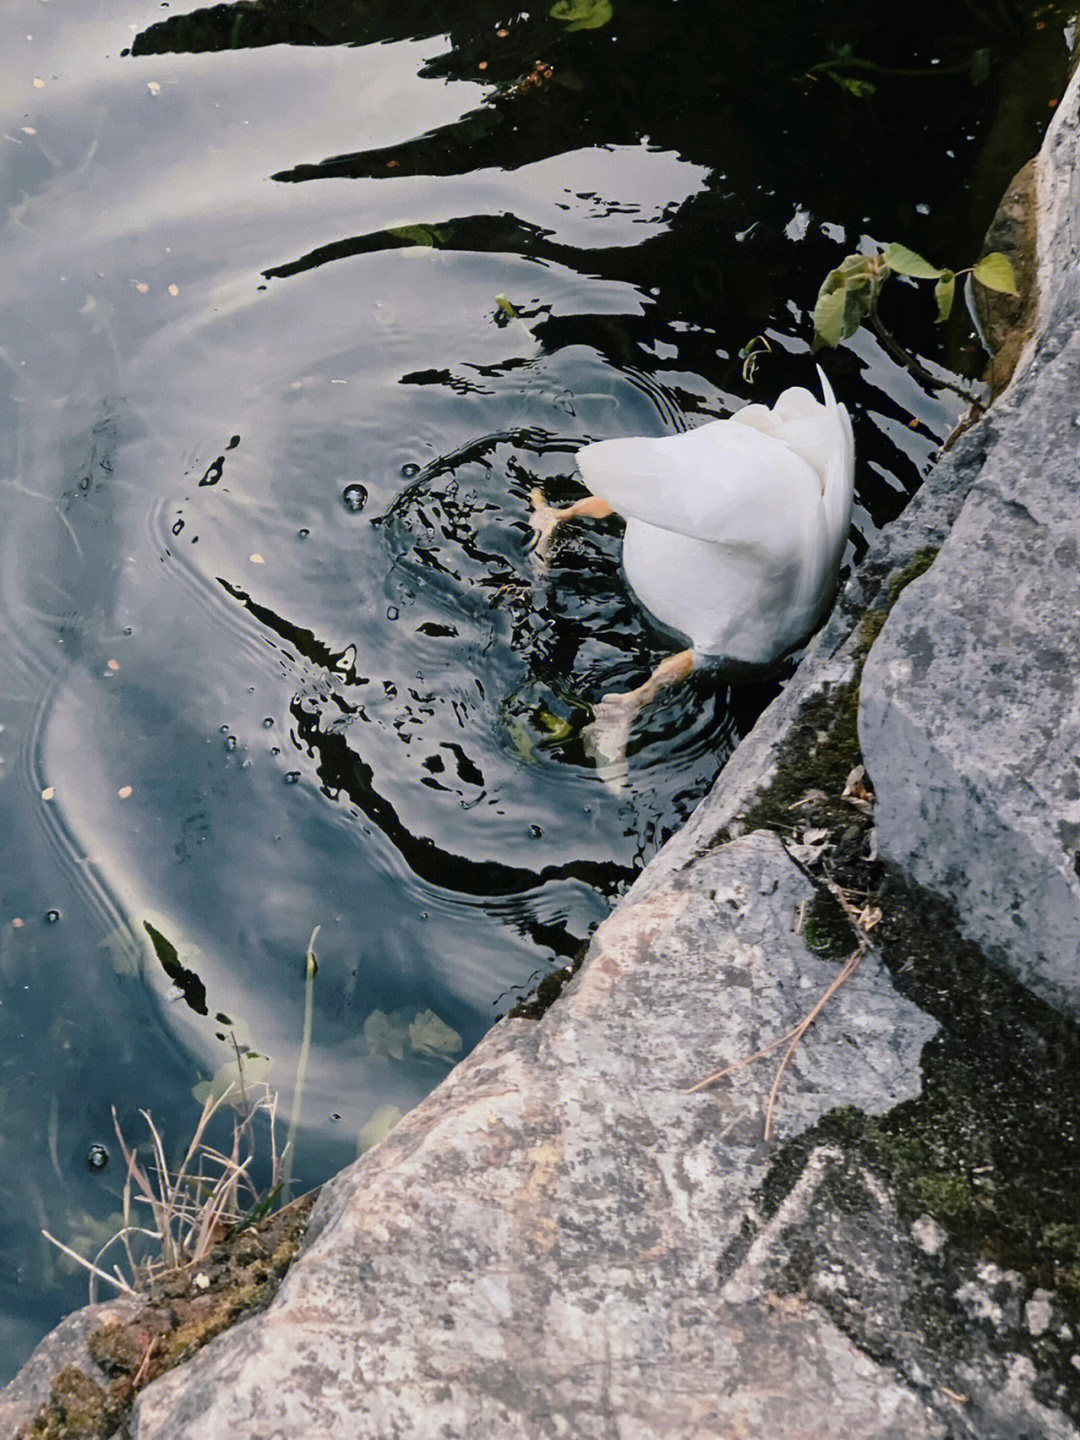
[687,873,877,1140]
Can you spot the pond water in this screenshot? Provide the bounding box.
[0,0,1068,1378]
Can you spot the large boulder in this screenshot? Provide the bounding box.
[859,66,1080,1017]
[127,831,939,1439]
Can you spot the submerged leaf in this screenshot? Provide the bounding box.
[534,707,574,742]
[192,1052,271,1108]
[831,74,876,99]
[550,0,613,31]
[361,1007,462,1063]
[883,243,944,279]
[970,47,990,86]
[409,1009,462,1059]
[972,251,1019,296]
[359,1103,403,1152]
[364,1009,409,1061]
[387,224,444,248]
[101,925,143,977]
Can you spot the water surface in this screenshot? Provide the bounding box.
[0,0,1067,1375]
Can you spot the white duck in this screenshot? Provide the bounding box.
[529,367,854,764]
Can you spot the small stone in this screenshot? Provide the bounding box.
[1026,1293,1053,1337]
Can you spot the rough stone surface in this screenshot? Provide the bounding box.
[859,64,1080,1018]
[126,832,940,1440]
[0,1297,138,1436]
[719,1146,1080,1440]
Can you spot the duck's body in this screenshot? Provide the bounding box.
[527,367,854,775]
[575,368,854,665]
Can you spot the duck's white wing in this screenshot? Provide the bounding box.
[576,420,822,546]
[733,371,854,546]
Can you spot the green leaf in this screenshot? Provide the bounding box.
[812,287,850,348]
[969,47,990,86]
[832,75,876,98]
[812,255,876,347]
[549,0,612,30]
[386,224,443,248]
[934,271,956,323]
[830,254,876,284]
[972,251,1019,296]
[883,243,944,279]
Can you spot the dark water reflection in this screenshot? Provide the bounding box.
[0,0,1068,1375]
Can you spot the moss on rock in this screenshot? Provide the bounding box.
[18,1189,318,1440]
[705,538,1080,1381]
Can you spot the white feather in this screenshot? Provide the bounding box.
[575,367,854,664]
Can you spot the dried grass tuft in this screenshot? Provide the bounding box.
[44,1078,288,1302]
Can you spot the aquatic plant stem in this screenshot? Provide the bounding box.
[867,291,981,404]
[283,926,319,1197]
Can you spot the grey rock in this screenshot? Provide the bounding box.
[717,1146,1078,1440]
[859,64,1080,1017]
[0,1297,139,1437]
[129,832,939,1439]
